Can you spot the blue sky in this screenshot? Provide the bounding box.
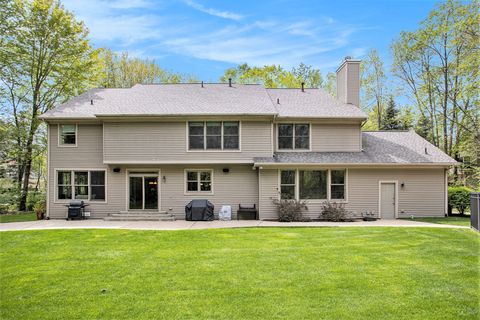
[62,0,440,82]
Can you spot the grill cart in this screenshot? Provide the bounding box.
[65,200,89,220]
[185,199,214,221]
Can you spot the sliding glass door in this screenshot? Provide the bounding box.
[129,174,158,210]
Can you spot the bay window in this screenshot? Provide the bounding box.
[188,121,239,150]
[279,169,346,201]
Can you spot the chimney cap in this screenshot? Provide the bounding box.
[336,57,361,73]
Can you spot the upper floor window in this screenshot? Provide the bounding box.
[188,121,239,150]
[59,124,76,146]
[57,170,105,201]
[278,124,309,150]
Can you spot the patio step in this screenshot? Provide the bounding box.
[104,211,175,221]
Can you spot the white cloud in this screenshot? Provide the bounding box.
[162,20,361,67]
[61,0,366,70]
[184,0,243,21]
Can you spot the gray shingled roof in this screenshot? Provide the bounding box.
[254,131,457,165]
[39,83,367,119]
[267,88,366,118]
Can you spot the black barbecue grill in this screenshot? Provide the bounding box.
[65,200,88,220]
[185,199,214,221]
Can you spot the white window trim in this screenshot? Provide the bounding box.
[126,170,161,211]
[186,121,242,152]
[57,124,78,147]
[277,168,348,203]
[276,123,312,152]
[330,169,347,201]
[184,169,214,195]
[54,168,107,204]
[279,170,296,200]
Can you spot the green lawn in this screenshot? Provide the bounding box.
[0,228,478,320]
[401,216,471,226]
[0,212,37,223]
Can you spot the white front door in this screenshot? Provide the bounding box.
[380,182,396,219]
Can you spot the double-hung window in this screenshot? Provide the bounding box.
[59,124,77,146]
[278,124,309,150]
[279,169,346,201]
[56,170,106,201]
[330,170,346,200]
[280,170,296,199]
[186,170,213,193]
[188,122,239,150]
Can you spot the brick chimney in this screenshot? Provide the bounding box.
[336,57,361,107]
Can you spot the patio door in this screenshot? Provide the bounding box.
[129,173,158,210]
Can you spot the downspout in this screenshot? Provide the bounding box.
[46,122,50,219]
[445,167,449,217]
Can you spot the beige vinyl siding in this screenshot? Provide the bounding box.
[258,169,279,219]
[48,124,124,218]
[160,165,258,219]
[103,121,272,163]
[311,124,361,152]
[49,128,259,218]
[345,62,360,107]
[273,123,361,152]
[258,168,446,220]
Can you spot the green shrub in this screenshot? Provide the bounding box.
[448,186,473,215]
[0,178,18,214]
[273,199,308,222]
[26,192,46,211]
[320,202,353,222]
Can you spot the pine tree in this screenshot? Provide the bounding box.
[381,96,401,130]
[416,113,431,139]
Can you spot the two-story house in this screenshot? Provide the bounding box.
[40,58,456,220]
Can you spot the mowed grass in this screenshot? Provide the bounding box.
[0,228,478,320]
[401,216,471,226]
[0,212,36,223]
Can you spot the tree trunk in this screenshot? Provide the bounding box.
[442,34,449,155]
[19,138,34,211]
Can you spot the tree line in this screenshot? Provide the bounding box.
[0,0,478,212]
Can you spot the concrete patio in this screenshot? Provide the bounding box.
[0,219,469,231]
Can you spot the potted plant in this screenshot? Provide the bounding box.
[33,200,46,220]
